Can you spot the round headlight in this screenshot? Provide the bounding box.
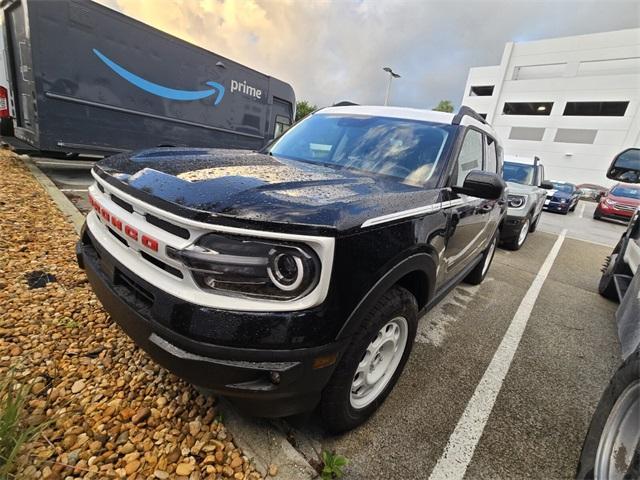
[507,195,526,208]
[268,251,304,291]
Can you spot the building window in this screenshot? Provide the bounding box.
[554,128,597,144]
[503,102,553,115]
[509,127,545,141]
[577,58,640,77]
[563,101,629,117]
[469,85,494,97]
[512,63,566,80]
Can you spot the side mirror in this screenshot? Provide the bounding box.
[453,170,505,200]
[540,180,554,189]
[607,148,640,183]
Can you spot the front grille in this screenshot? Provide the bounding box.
[145,213,190,239]
[114,269,154,307]
[614,203,636,212]
[107,226,128,246]
[110,194,134,213]
[140,251,183,278]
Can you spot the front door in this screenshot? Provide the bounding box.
[442,128,492,281]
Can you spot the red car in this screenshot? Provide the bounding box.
[594,183,640,221]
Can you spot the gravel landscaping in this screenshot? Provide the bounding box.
[0,151,265,479]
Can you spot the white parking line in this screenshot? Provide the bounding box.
[429,229,567,480]
[579,202,586,218]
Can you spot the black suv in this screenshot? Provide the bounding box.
[77,105,506,432]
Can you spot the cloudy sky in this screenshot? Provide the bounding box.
[97,0,639,110]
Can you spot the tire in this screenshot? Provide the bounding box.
[529,212,541,233]
[465,231,498,284]
[594,209,602,220]
[598,237,629,301]
[320,286,418,433]
[503,217,530,251]
[576,350,640,480]
[570,202,577,212]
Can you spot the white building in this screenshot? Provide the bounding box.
[461,28,640,186]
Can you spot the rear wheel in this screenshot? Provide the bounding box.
[594,209,602,220]
[320,286,418,433]
[576,351,640,480]
[465,232,498,284]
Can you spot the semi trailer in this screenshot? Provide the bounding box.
[0,0,295,155]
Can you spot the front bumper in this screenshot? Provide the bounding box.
[596,204,634,221]
[76,227,343,417]
[543,200,570,213]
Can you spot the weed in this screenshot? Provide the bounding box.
[321,450,349,479]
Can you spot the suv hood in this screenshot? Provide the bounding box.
[506,181,536,194]
[547,189,573,200]
[606,193,640,207]
[94,148,440,233]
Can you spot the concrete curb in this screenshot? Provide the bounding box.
[22,155,85,235]
[22,154,318,479]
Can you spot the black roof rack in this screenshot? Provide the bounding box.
[452,106,488,126]
[333,101,359,107]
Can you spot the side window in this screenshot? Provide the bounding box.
[484,136,498,173]
[455,129,483,187]
[274,115,291,139]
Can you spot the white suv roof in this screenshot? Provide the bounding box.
[318,105,496,137]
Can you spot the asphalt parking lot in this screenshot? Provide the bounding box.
[37,157,628,478]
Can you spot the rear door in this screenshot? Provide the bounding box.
[4,1,35,132]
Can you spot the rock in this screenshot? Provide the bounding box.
[70,380,85,393]
[123,451,140,463]
[202,455,216,465]
[119,442,135,455]
[230,456,243,469]
[166,447,181,463]
[188,420,201,436]
[124,460,140,475]
[222,466,235,477]
[154,470,170,479]
[175,463,195,476]
[268,464,278,477]
[132,407,151,424]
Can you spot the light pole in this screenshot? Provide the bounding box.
[383,66,401,106]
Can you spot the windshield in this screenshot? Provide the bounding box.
[268,113,454,185]
[551,182,575,194]
[503,162,535,185]
[610,185,640,200]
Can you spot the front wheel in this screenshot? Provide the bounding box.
[465,232,498,284]
[320,286,418,433]
[598,237,629,301]
[504,217,530,251]
[576,351,640,480]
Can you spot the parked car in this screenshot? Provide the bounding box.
[543,181,580,214]
[76,105,506,432]
[500,156,552,250]
[576,147,640,480]
[577,183,608,201]
[593,183,640,223]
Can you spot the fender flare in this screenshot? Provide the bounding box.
[336,252,437,340]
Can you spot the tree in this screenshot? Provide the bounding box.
[433,100,454,113]
[295,100,317,122]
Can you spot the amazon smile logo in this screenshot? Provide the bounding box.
[93,48,225,105]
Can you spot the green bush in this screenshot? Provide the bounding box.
[0,371,47,478]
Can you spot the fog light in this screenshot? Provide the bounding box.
[269,371,281,385]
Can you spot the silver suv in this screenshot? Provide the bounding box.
[499,156,552,250]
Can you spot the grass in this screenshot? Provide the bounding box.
[0,370,48,479]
